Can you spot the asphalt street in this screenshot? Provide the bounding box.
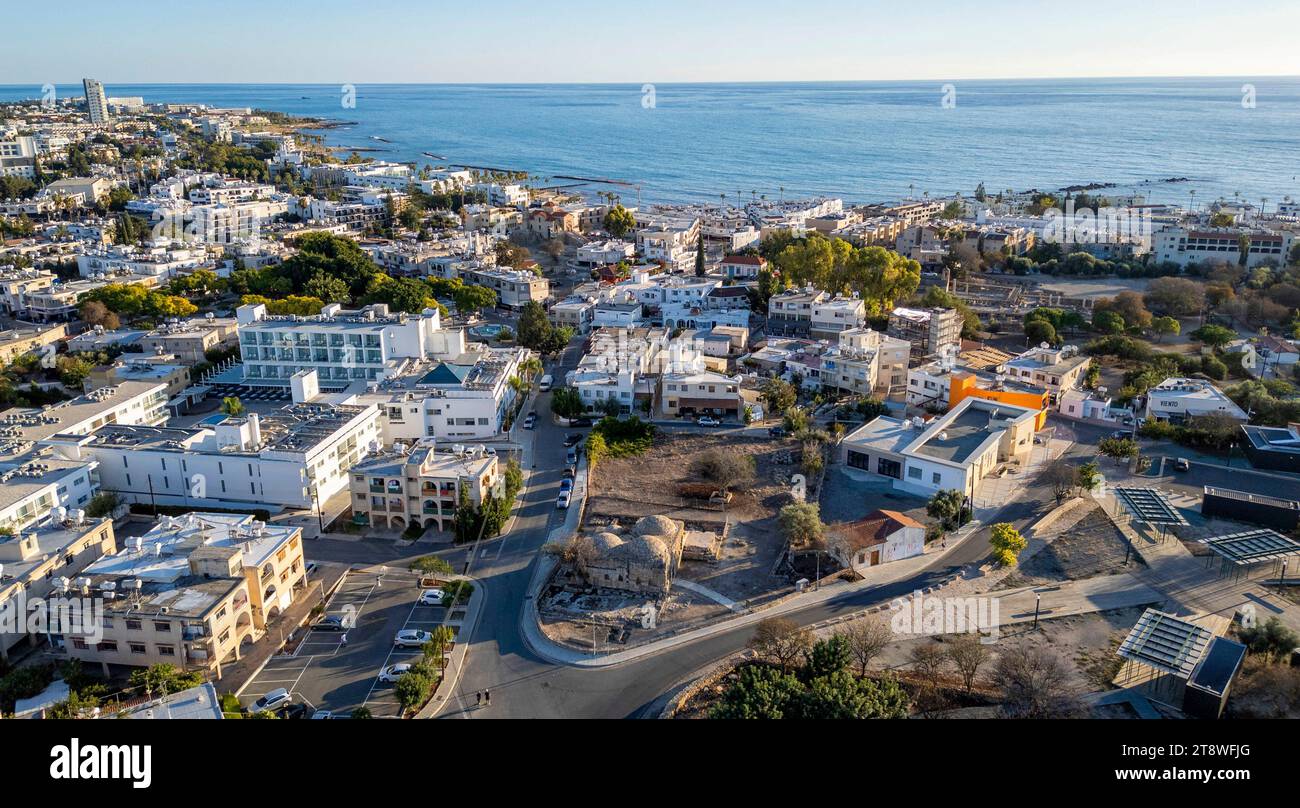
[300,350,1124,719]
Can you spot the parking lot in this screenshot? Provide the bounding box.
[238,568,467,718]
[207,383,292,403]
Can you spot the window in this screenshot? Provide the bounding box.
[129,643,147,655]
[125,618,142,631]
[153,621,171,632]
[932,472,942,485]
[908,467,923,480]
[157,645,175,657]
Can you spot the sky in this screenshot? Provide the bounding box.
[3,0,1298,85]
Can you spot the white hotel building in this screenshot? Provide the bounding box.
[46,404,381,513]
[237,303,465,389]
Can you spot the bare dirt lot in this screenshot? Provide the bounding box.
[587,432,805,607]
[999,505,1145,589]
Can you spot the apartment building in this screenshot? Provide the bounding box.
[0,269,55,317]
[661,370,743,419]
[349,444,502,533]
[0,321,67,365]
[1153,226,1294,269]
[0,135,38,179]
[348,345,532,443]
[887,307,964,358]
[140,316,239,363]
[819,328,911,398]
[0,515,117,661]
[999,344,1091,405]
[238,302,464,388]
[61,513,306,676]
[720,254,766,280]
[0,452,101,536]
[83,79,110,125]
[47,404,381,512]
[0,381,170,462]
[459,266,550,310]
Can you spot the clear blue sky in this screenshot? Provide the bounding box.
[3,0,1297,84]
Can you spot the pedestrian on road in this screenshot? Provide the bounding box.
[484,690,491,705]
[475,691,482,707]
[340,633,348,647]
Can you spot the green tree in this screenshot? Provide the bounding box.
[551,387,586,419]
[602,204,637,238]
[778,502,824,549]
[1190,324,1238,349]
[926,489,969,532]
[517,301,554,352]
[1024,318,1059,347]
[221,397,245,417]
[762,378,797,415]
[1092,310,1126,336]
[694,233,706,277]
[709,665,806,719]
[990,523,1028,567]
[1151,316,1181,342]
[410,556,455,577]
[1098,436,1139,465]
[393,671,435,715]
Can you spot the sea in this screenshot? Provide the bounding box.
[2,78,1298,208]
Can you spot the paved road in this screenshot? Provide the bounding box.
[304,355,1108,719]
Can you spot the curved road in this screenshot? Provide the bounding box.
[311,345,1105,719]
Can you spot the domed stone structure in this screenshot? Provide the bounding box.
[576,516,687,596]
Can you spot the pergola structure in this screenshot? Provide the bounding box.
[1199,528,1300,582]
[1112,486,1189,542]
[1118,610,1214,680]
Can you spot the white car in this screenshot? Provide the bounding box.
[394,630,434,649]
[697,417,721,427]
[378,664,414,684]
[419,589,445,606]
[252,688,292,713]
[557,491,572,510]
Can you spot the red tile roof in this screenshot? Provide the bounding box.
[829,509,924,551]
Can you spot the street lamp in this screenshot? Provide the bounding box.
[1033,593,1042,630]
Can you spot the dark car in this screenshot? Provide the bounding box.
[1174,458,1192,472]
[564,434,584,447]
[283,704,311,720]
[571,418,594,428]
[768,427,787,438]
[314,616,347,632]
[563,468,576,480]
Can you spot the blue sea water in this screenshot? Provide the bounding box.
[2,79,1298,207]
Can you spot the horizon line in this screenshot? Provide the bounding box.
[3,73,1300,89]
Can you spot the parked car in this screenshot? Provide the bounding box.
[523,413,538,430]
[768,427,787,438]
[1174,458,1192,472]
[697,417,721,427]
[566,448,578,465]
[564,433,584,447]
[252,689,292,713]
[557,491,572,510]
[571,417,594,428]
[309,711,334,720]
[283,704,310,720]
[394,630,434,649]
[560,479,574,493]
[562,468,576,480]
[378,664,414,684]
[314,616,348,632]
[418,589,445,606]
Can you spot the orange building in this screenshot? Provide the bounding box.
[949,372,1049,430]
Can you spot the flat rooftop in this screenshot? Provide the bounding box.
[909,407,1002,465]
